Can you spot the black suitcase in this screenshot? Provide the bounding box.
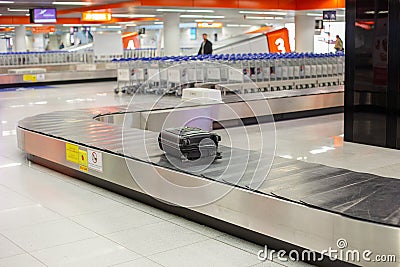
[158,127,222,161]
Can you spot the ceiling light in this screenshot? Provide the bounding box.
[156,9,185,12]
[52,1,91,5]
[0,1,15,3]
[156,9,214,13]
[245,16,274,20]
[8,8,29,12]
[239,11,287,16]
[195,19,214,22]
[112,14,156,18]
[154,21,163,24]
[102,25,121,28]
[226,24,252,27]
[116,22,137,25]
[180,15,224,18]
[274,17,284,20]
[186,10,214,13]
[180,15,202,18]
[306,13,322,17]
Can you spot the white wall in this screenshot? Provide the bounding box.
[314,22,345,53]
[141,26,259,50]
[285,23,295,52]
[215,34,268,54]
[0,39,7,52]
[139,30,158,48]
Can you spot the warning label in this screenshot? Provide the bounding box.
[78,149,88,172]
[66,143,79,164]
[79,165,88,172]
[23,74,37,82]
[88,149,103,173]
[79,150,88,167]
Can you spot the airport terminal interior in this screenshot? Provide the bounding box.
[0,0,399,267]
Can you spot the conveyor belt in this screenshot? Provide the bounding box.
[17,88,400,267]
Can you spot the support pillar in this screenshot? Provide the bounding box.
[14,26,27,52]
[295,15,315,52]
[163,13,180,56]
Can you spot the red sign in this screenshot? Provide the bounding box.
[266,28,291,53]
[122,32,140,49]
[31,26,56,34]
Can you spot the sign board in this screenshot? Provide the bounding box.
[30,8,57,24]
[266,28,291,53]
[23,74,37,82]
[82,11,112,22]
[31,26,56,34]
[323,10,336,21]
[122,32,139,49]
[315,20,324,30]
[88,149,103,172]
[197,22,223,29]
[66,143,79,164]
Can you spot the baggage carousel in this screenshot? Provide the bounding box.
[17,87,400,266]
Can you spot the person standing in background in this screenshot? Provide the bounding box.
[198,33,213,55]
[59,42,65,49]
[334,35,344,52]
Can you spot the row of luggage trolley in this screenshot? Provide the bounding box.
[113,52,345,96]
[0,51,87,66]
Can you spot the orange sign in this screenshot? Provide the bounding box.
[197,22,223,29]
[122,32,140,49]
[31,26,56,34]
[266,28,291,53]
[82,11,112,22]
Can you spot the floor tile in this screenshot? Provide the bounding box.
[149,238,260,267]
[0,185,35,211]
[0,253,45,267]
[0,234,24,259]
[107,221,208,256]
[0,204,62,230]
[39,193,126,217]
[167,215,224,238]
[1,219,97,252]
[214,234,264,256]
[125,201,177,220]
[71,205,162,235]
[31,236,141,267]
[250,261,285,267]
[113,257,163,267]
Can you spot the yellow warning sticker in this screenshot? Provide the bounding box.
[66,143,79,164]
[79,150,88,167]
[79,165,88,172]
[23,74,37,82]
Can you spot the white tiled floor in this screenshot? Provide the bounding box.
[1,82,399,266]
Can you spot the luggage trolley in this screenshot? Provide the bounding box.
[114,58,133,94]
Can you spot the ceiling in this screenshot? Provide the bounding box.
[0,1,345,26]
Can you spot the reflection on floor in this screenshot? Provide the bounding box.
[1,81,399,266]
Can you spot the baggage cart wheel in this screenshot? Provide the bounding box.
[126,87,133,95]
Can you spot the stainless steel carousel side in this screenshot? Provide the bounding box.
[16,89,400,267]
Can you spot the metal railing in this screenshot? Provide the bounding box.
[0,47,200,67]
[113,52,345,95]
